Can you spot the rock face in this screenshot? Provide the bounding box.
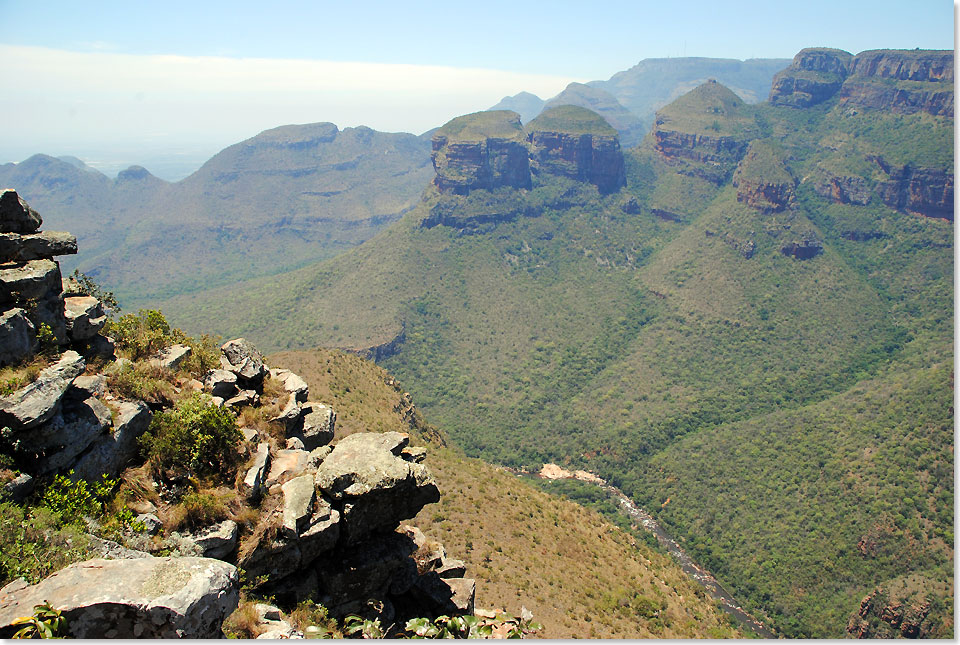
[813,156,954,220]
[0,231,77,263]
[431,111,531,194]
[873,159,954,221]
[769,48,853,107]
[527,105,627,194]
[0,557,239,639]
[847,580,941,639]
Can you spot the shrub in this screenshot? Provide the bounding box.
[140,394,242,480]
[107,309,186,361]
[40,472,117,521]
[165,490,231,532]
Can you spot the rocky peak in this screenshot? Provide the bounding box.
[431,111,531,195]
[792,47,853,75]
[541,83,645,147]
[768,48,852,108]
[652,81,755,182]
[527,105,626,194]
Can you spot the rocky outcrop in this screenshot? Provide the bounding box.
[0,350,85,429]
[0,557,239,639]
[0,308,36,365]
[431,111,531,195]
[848,50,954,83]
[527,105,627,194]
[0,189,42,233]
[847,580,939,639]
[768,48,852,107]
[812,171,872,206]
[873,158,954,220]
[652,81,755,183]
[780,234,824,260]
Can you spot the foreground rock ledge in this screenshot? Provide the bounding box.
[0,557,239,639]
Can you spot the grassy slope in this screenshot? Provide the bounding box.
[268,348,741,639]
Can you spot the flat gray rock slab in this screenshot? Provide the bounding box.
[0,350,84,430]
[151,343,191,371]
[0,557,239,639]
[281,474,316,537]
[0,231,77,262]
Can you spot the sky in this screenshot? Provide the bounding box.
[0,0,954,179]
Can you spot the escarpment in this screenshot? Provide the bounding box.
[771,48,953,116]
[732,141,796,212]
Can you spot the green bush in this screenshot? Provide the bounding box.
[40,472,116,521]
[140,394,242,480]
[107,309,186,361]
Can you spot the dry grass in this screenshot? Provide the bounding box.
[222,600,265,639]
[269,347,740,639]
[0,354,54,395]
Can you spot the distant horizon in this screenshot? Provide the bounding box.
[1,0,953,181]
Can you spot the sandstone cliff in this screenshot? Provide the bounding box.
[732,141,796,212]
[768,48,853,107]
[527,105,627,194]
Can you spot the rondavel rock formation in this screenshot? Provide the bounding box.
[430,107,626,198]
[0,189,473,638]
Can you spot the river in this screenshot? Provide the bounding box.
[518,465,778,639]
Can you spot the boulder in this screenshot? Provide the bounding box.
[281,474,317,538]
[63,296,106,342]
[70,400,152,480]
[84,534,153,560]
[0,231,77,263]
[137,513,163,536]
[83,334,116,361]
[220,338,267,385]
[285,436,305,450]
[0,259,67,342]
[225,389,259,409]
[265,449,311,490]
[0,557,239,639]
[241,442,271,501]
[31,396,113,475]
[314,432,440,542]
[271,394,303,431]
[270,369,309,403]
[0,308,36,365]
[0,190,41,233]
[69,374,107,399]
[204,369,238,399]
[239,533,302,584]
[409,574,476,616]
[298,402,335,450]
[150,343,191,371]
[2,472,34,503]
[176,520,239,560]
[0,350,84,430]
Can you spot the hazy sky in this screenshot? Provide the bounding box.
[0,0,954,179]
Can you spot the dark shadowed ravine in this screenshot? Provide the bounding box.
[510,466,778,639]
